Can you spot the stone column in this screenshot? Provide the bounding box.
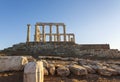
[34,25,40,42]
[73,34,75,43]
[63,25,66,42]
[42,25,45,43]
[59,35,61,41]
[56,25,60,42]
[34,25,37,42]
[49,25,52,42]
[68,34,71,42]
[24,61,44,82]
[54,35,56,42]
[27,24,30,43]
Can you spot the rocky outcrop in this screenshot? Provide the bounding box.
[38,58,120,77]
[44,67,49,75]
[56,66,70,76]
[69,65,88,76]
[82,65,96,73]
[0,56,120,82]
[48,64,55,75]
[98,68,118,76]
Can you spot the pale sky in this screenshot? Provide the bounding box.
[0,0,120,50]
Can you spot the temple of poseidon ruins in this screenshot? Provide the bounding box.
[0,22,120,82]
[27,22,75,43]
[0,22,111,57]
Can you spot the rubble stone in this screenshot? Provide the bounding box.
[57,66,70,76]
[69,65,88,76]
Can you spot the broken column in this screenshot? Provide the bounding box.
[24,61,44,82]
[27,24,30,43]
[0,56,28,72]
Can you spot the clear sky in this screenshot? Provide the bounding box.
[0,0,120,50]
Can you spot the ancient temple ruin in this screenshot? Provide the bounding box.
[26,22,75,43]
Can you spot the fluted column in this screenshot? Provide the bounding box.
[42,25,45,43]
[49,25,52,42]
[27,24,30,43]
[56,25,60,42]
[63,25,66,42]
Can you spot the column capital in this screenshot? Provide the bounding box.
[63,24,66,27]
[49,24,52,26]
[35,24,38,27]
[56,24,59,27]
[42,24,45,26]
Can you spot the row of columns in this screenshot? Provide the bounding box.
[39,24,66,42]
[26,23,75,43]
[52,34,75,42]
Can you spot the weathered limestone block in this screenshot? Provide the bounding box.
[88,63,103,71]
[98,68,118,76]
[78,59,87,65]
[69,65,88,76]
[48,64,55,75]
[24,61,44,82]
[0,56,28,72]
[110,64,120,74]
[44,67,49,75]
[42,60,48,68]
[57,66,70,76]
[82,65,96,74]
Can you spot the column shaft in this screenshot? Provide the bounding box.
[54,35,56,42]
[50,25,52,42]
[27,24,30,42]
[68,35,70,42]
[73,34,75,43]
[35,25,41,42]
[63,25,66,42]
[56,25,60,42]
[42,25,45,43]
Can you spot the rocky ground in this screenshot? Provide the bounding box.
[0,42,120,82]
[33,56,120,82]
[0,56,119,82]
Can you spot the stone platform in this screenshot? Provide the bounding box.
[0,42,111,58]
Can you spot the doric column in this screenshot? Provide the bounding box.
[49,25,52,42]
[34,25,37,42]
[56,25,60,42]
[54,35,56,42]
[42,25,45,43]
[59,35,61,41]
[73,34,75,43]
[34,25,40,42]
[63,25,66,42]
[68,34,71,42]
[27,24,30,43]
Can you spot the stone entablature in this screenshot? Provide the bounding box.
[26,22,75,43]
